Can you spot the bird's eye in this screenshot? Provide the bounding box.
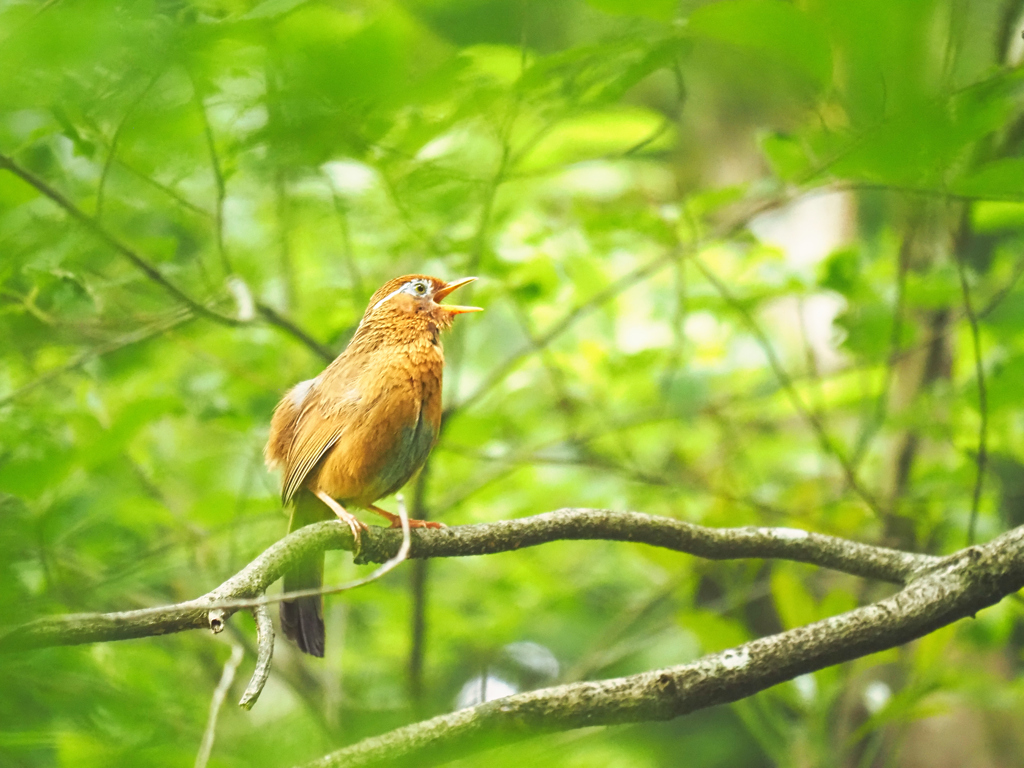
[412,282,427,295]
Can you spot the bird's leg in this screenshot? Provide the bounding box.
[314,490,369,550]
[368,503,446,529]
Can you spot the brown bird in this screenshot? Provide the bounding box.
[264,274,481,656]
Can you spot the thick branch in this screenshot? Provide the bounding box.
[0,509,933,653]
[305,527,1024,768]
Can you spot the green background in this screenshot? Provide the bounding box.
[3,0,1024,766]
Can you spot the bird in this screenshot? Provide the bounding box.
[264,274,482,657]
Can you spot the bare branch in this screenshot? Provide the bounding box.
[0,509,936,654]
[691,254,882,515]
[255,302,335,363]
[5,506,1020,768]
[195,643,244,768]
[956,252,988,545]
[96,73,160,222]
[450,251,675,418]
[239,604,275,710]
[0,151,239,325]
[302,525,1024,768]
[0,309,194,408]
[191,71,232,277]
[0,151,334,362]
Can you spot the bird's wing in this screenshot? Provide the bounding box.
[281,422,342,504]
[264,378,317,472]
[279,362,369,504]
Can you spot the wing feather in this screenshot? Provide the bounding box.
[279,361,369,504]
[281,423,342,504]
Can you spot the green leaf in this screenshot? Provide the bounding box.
[519,107,673,169]
[586,0,679,22]
[759,132,810,181]
[687,0,832,90]
[952,159,1024,201]
[971,201,1024,232]
[242,0,311,20]
[771,566,817,629]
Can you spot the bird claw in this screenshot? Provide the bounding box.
[312,489,368,554]
[388,518,445,530]
[347,518,369,554]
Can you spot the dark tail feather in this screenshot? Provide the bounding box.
[281,494,327,657]
[280,556,325,657]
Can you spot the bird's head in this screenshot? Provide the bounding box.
[358,274,482,338]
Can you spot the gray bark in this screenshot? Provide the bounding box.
[2,509,1018,768]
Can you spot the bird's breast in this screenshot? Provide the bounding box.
[315,341,444,505]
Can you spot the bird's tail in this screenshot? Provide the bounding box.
[281,492,328,657]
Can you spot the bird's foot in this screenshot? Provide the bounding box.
[368,503,445,530]
[390,518,446,530]
[314,489,369,553]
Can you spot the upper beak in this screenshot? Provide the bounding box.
[434,276,483,314]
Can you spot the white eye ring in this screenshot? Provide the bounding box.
[412,282,428,295]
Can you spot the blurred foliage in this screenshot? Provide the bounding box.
[3,0,1024,766]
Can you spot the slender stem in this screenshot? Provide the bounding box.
[238,605,275,710]
[957,253,988,545]
[0,151,237,324]
[194,643,244,768]
[97,73,160,222]
[691,254,882,515]
[0,150,333,361]
[193,73,233,276]
[851,244,909,469]
[0,310,194,408]
[256,302,335,362]
[407,469,432,707]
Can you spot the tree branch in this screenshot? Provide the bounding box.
[0,151,239,325]
[239,604,275,710]
[0,509,936,655]
[0,151,334,362]
[4,508,1019,768]
[195,643,244,768]
[303,525,1024,768]
[956,250,988,546]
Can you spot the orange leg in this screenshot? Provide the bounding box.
[314,489,369,548]
[368,504,445,529]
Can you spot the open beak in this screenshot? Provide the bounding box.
[434,276,483,315]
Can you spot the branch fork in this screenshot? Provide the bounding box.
[3,510,1023,767]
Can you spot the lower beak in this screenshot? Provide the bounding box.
[434,276,483,314]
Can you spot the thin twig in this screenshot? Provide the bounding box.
[448,179,820,421]
[96,73,160,222]
[691,254,882,516]
[203,493,413,617]
[322,171,365,301]
[446,132,511,403]
[407,470,432,706]
[957,253,988,545]
[195,643,244,768]
[274,169,297,310]
[192,73,233,277]
[851,245,909,470]
[0,151,333,360]
[113,155,213,219]
[0,310,194,408]
[238,604,275,710]
[0,151,238,324]
[256,302,335,362]
[450,249,676,418]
